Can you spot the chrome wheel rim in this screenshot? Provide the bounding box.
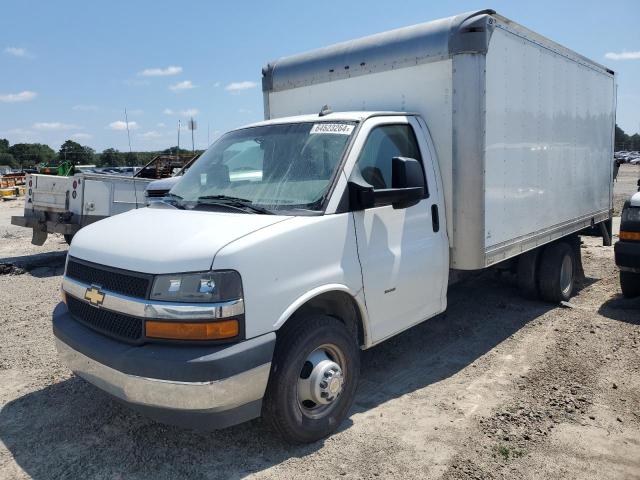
[296,344,346,419]
[560,254,574,297]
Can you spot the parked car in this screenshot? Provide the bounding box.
[615,180,640,297]
[52,9,615,443]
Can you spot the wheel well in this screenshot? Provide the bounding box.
[283,291,365,347]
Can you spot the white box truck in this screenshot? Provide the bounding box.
[52,10,615,443]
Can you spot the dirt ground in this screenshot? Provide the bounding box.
[0,165,639,480]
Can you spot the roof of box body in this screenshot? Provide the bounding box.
[262,9,613,94]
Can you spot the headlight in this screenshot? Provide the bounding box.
[150,270,242,303]
[621,206,640,224]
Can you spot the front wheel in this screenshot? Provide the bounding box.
[263,315,360,443]
[620,271,640,298]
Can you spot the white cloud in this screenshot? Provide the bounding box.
[0,90,37,103]
[4,47,32,58]
[71,133,92,140]
[140,130,162,138]
[72,104,99,111]
[170,80,196,91]
[139,65,183,77]
[213,81,221,88]
[33,122,80,130]
[604,51,640,60]
[127,109,144,115]
[225,81,257,92]
[108,120,138,130]
[156,122,166,128]
[163,108,199,117]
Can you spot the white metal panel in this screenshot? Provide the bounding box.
[268,60,456,239]
[82,180,111,217]
[31,175,72,212]
[484,27,614,249]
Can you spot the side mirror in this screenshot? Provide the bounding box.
[392,157,425,190]
[347,157,425,211]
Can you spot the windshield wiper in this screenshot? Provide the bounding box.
[161,192,186,209]
[164,192,183,200]
[196,195,274,215]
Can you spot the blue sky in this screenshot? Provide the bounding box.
[1,0,638,152]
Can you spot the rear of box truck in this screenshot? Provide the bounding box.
[480,20,615,267]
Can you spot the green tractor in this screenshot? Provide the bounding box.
[38,160,75,176]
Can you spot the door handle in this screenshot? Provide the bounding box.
[431,204,440,232]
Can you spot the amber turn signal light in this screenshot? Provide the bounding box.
[619,230,640,241]
[145,319,239,340]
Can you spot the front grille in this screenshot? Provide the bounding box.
[66,257,152,299]
[146,189,169,198]
[67,296,143,343]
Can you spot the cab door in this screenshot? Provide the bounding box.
[347,116,448,344]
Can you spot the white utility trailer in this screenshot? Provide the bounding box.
[11,173,152,245]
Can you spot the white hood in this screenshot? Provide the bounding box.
[69,207,291,274]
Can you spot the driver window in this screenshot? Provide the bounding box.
[356,124,422,190]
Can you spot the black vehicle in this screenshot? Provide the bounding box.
[615,179,640,297]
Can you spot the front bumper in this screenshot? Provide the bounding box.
[53,302,276,429]
[615,241,640,272]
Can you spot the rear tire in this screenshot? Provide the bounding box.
[620,271,640,298]
[538,242,576,303]
[263,314,360,443]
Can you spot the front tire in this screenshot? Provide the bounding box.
[263,315,360,443]
[620,271,640,298]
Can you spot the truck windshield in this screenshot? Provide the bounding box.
[169,122,356,214]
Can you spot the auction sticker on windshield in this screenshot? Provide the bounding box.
[310,123,355,135]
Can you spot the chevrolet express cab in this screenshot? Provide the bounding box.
[53,10,616,443]
[615,184,640,297]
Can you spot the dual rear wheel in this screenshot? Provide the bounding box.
[517,240,578,302]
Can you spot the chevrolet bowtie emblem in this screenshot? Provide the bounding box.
[84,286,105,306]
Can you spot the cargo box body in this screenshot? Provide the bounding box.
[262,10,616,269]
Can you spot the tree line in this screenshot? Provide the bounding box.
[0,138,200,170]
[0,124,637,171]
[615,125,640,151]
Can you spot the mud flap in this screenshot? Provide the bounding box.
[31,228,48,246]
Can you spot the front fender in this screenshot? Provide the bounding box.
[273,284,369,345]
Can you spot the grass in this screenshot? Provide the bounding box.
[494,444,525,461]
